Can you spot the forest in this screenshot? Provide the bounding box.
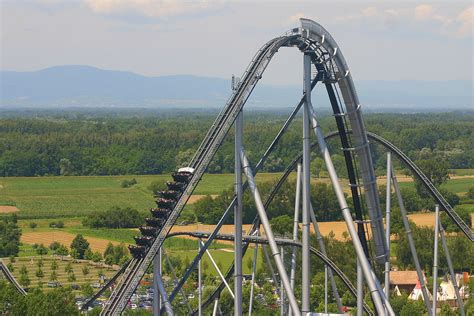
[0,110,473,177]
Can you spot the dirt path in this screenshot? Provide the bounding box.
[0,206,19,213]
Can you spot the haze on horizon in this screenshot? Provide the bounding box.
[1,0,473,86]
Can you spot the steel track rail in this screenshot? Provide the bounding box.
[167,231,374,315]
[102,19,440,313]
[197,131,473,311]
[0,259,26,295]
[102,34,293,315]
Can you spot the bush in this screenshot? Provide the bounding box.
[121,178,137,188]
[49,221,64,228]
[467,186,474,199]
[147,180,165,195]
[29,222,37,229]
[82,206,142,229]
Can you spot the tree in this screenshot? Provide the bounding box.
[35,268,44,280]
[56,244,69,258]
[36,244,48,257]
[81,283,94,297]
[51,260,58,271]
[19,266,30,288]
[65,262,73,274]
[50,271,57,282]
[400,298,426,316]
[0,215,21,257]
[67,272,76,283]
[59,158,73,176]
[269,215,293,237]
[70,234,90,259]
[49,241,61,251]
[414,155,449,198]
[82,266,90,280]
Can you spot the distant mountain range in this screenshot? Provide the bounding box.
[1,65,472,111]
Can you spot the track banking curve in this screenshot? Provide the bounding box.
[101,18,387,315]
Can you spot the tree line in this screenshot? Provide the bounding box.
[1,111,472,177]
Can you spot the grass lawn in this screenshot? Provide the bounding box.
[0,173,285,219]
[398,177,474,195]
[167,247,263,277]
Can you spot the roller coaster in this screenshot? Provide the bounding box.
[4,18,471,315]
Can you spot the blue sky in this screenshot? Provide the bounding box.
[1,0,473,85]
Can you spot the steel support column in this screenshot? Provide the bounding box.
[153,248,162,316]
[391,168,432,315]
[309,204,343,311]
[198,241,202,316]
[439,219,465,316]
[289,162,301,316]
[234,109,243,316]
[357,259,363,316]
[302,52,312,314]
[241,150,301,315]
[432,204,440,315]
[384,152,392,301]
[306,103,392,315]
[248,239,259,316]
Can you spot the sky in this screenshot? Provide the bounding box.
[1,0,473,85]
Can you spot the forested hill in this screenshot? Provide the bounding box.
[1,65,472,109]
[0,111,473,177]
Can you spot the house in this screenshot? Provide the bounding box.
[389,270,428,294]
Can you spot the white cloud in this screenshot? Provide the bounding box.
[362,7,378,18]
[414,4,434,20]
[84,0,223,18]
[455,6,473,37]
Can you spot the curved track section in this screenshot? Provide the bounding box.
[168,231,374,315]
[365,132,473,241]
[0,259,27,295]
[102,19,386,315]
[198,131,473,311]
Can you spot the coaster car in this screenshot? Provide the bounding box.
[158,190,180,200]
[166,181,186,192]
[139,226,159,237]
[134,236,154,247]
[129,245,146,258]
[145,217,165,227]
[150,208,171,218]
[171,171,193,183]
[156,198,175,209]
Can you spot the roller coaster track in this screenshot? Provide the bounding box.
[85,128,472,312]
[0,259,26,295]
[101,19,472,313]
[365,132,474,241]
[196,131,473,312]
[102,19,389,315]
[167,231,374,315]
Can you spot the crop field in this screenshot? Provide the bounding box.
[2,172,472,219]
[3,256,119,290]
[0,173,285,219]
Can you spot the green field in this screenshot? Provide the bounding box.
[0,173,286,219]
[398,177,474,195]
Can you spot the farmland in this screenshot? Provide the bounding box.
[1,172,473,219]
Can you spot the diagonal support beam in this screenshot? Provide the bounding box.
[306,103,394,315]
[391,168,432,315]
[240,149,300,315]
[169,77,320,302]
